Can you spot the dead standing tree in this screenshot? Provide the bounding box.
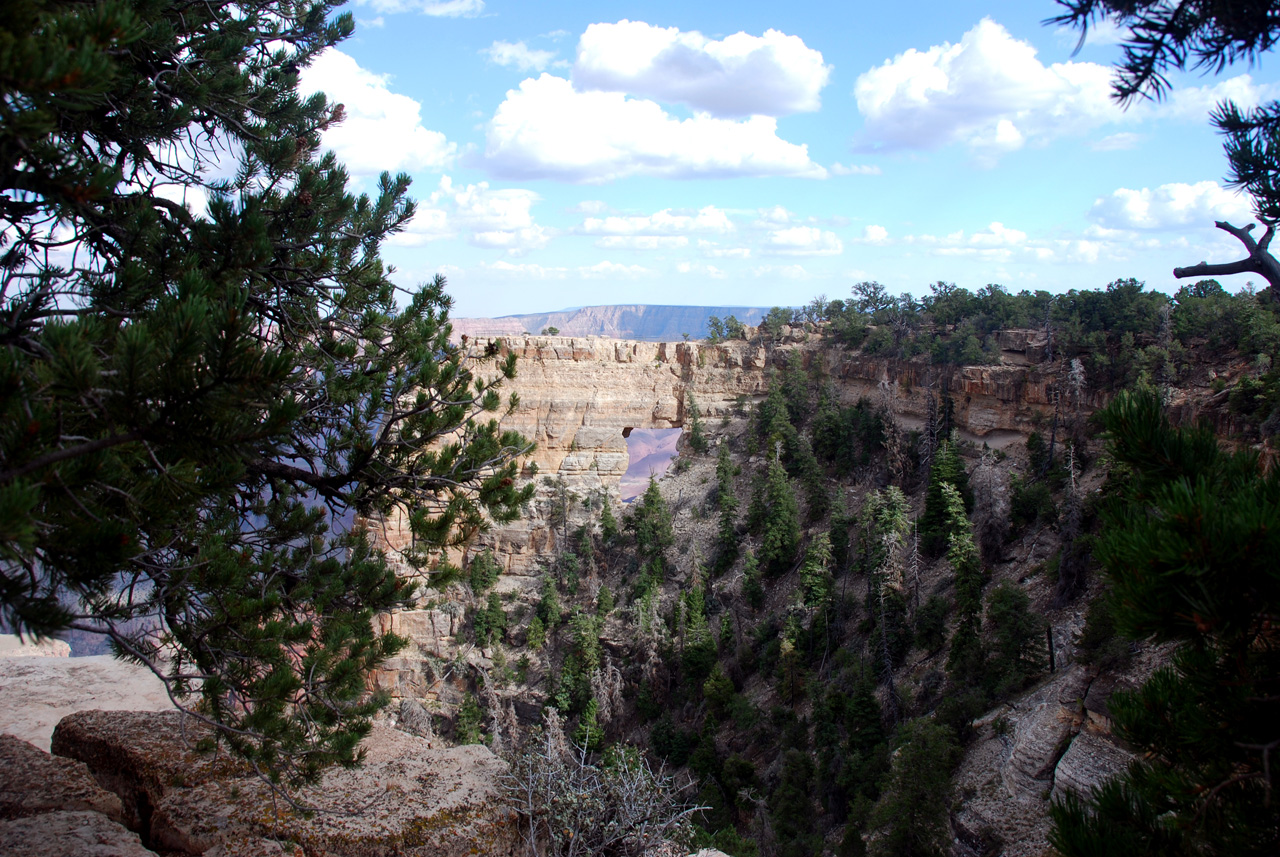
[1173,220,1280,296]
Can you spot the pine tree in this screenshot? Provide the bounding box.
[867,718,957,857]
[760,457,801,574]
[0,0,531,785]
[919,437,971,555]
[630,476,675,575]
[686,392,709,454]
[714,442,740,572]
[800,531,834,607]
[1049,390,1280,856]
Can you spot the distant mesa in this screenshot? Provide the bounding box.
[451,304,770,341]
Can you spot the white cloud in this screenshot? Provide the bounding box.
[1164,74,1278,121]
[578,205,734,236]
[752,264,812,280]
[854,19,1279,163]
[754,205,793,226]
[676,262,728,278]
[831,162,882,175]
[483,40,559,72]
[594,236,689,250]
[482,260,568,278]
[969,221,1026,246]
[358,16,386,28]
[353,0,483,16]
[854,18,1122,160]
[580,260,654,278]
[859,225,890,244]
[572,200,608,214]
[761,226,843,256]
[299,50,456,176]
[699,240,752,259]
[1092,132,1141,151]
[1090,181,1252,230]
[572,20,830,117]
[391,176,551,254]
[483,74,827,182]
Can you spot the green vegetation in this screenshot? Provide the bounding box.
[0,0,532,785]
[1049,391,1280,855]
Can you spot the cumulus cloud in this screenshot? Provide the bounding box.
[676,262,728,278]
[853,19,1278,163]
[1089,181,1252,230]
[483,40,560,72]
[580,260,654,278]
[594,236,689,250]
[699,240,752,259]
[761,226,843,256]
[481,261,568,279]
[854,18,1121,160]
[831,162,882,175]
[299,50,456,176]
[390,176,551,254]
[572,20,830,117]
[859,225,890,244]
[572,200,609,214]
[353,0,483,16]
[578,205,734,236]
[483,74,827,182]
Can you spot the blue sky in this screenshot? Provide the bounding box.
[298,0,1280,318]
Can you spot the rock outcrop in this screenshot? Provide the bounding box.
[51,709,519,857]
[0,734,149,857]
[0,649,171,750]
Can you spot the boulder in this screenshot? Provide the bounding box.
[52,710,244,831]
[1052,728,1136,803]
[52,709,519,857]
[0,734,125,823]
[1002,701,1079,801]
[0,810,154,857]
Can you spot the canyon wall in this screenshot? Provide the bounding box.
[371,327,1087,588]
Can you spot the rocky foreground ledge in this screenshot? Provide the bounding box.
[1,709,519,857]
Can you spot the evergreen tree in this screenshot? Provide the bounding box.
[714,442,740,572]
[800,531,834,607]
[1049,391,1280,855]
[759,458,801,575]
[867,718,957,857]
[742,549,764,609]
[944,483,987,702]
[599,493,621,544]
[919,438,971,555]
[0,0,532,784]
[686,392,709,454]
[983,582,1044,697]
[630,476,674,575]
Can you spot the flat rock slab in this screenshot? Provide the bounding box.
[0,654,171,750]
[53,709,518,857]
[0,633,71,657]
[0,734,125,822]
[0,809,155,857]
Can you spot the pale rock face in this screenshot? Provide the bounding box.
[364,331,1093,709]
[0,633,71,657]
[0,809,155,857]
[51,709,519,857]
[0,734,126,823]
[0,653,171,751]
[1051,727,1135,803]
